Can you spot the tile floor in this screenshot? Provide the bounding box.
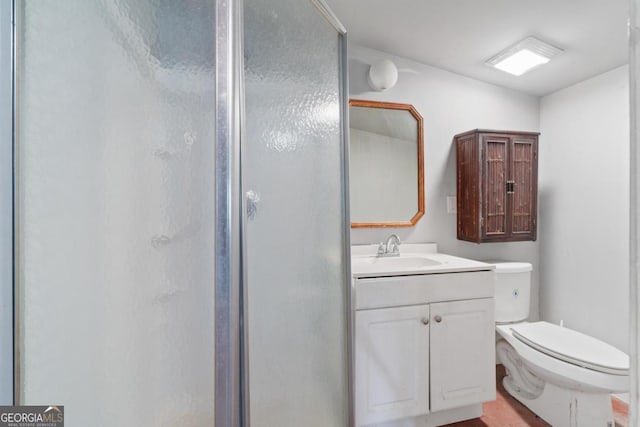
[443,365,628,427]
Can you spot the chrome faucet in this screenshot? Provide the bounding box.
[377,234,401,257]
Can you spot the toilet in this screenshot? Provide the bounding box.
[491,261,629,427]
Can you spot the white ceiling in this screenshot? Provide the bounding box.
[325,0,629,96]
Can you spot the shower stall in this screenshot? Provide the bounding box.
[1,0,351,425]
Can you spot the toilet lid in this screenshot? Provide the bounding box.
[510,322,629,375]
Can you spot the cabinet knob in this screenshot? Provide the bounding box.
[434,315,442,323]
[421,317,429,325]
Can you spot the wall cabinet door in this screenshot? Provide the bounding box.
[481,135,509,240]
[456,129,539,243]
[509,135,538,239]
[355,305,430,426]
[429,298,496,412]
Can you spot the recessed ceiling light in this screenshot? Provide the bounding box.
[486,37,563,76]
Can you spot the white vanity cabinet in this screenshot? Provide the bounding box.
[353,266,496,427]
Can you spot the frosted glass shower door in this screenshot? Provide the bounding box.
[244,0,350,426]
[16,1,216,425]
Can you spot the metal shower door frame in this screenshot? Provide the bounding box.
[215,0,243,425]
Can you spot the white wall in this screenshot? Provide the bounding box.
[539,65,629,351]
[349,45,542,319]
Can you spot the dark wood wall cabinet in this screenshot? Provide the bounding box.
[455,129,539,243]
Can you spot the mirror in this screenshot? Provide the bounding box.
[349,99,424,228]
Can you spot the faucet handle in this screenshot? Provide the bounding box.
[386,234,401,255]
[388,242,400,255]
[376,242,386,255]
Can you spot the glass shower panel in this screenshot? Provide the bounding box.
[17,1,215,425]
[0,0,13,405]
[244,0,348,426]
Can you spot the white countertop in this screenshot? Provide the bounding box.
[351,243,494,278]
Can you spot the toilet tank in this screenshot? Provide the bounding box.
[489,261,532,323]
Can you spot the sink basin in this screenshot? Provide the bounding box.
[350,243,494,278]
[353,255,442,270]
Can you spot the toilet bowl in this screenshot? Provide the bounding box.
[490,261,629,427]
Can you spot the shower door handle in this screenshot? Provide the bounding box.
[246,190,261,220]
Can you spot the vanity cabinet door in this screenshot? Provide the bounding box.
[429,298,496,412]
[355,304,430,426]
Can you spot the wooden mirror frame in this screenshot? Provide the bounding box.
[349,99,425,228]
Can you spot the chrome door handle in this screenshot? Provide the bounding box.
[246,190,261,220]
[434,315,442,323]
[421,317,429,325]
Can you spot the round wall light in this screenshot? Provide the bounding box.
[368,59,398,91]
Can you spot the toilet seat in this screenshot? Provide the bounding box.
[496,322,629,393]
[509,322,629,376]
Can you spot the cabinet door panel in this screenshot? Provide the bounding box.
[481,136,509,240]
[510,136,538,239]
[456,134,480,241]
[430,299,495,412]
[355,305,430,426]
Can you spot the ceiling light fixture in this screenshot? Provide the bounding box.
[486,37,563,76]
